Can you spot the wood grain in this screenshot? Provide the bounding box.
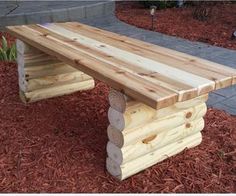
[17,40,95,102]
[7,22,236,109]
[62,22,236,89]
[20,79,95,103]
[106,132,202,180]
[107,103,207,147]
[108,91,208,131]
[107,117,204,165]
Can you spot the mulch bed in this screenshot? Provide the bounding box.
[0,35,236,193]
[116,1,236,50]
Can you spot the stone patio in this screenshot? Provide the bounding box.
[0,1,114,28]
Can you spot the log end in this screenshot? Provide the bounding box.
[108,107,125,131]
[108,89,131,113]
[106,141,123,165]
[107,125,124,148]
[106,157,122,181]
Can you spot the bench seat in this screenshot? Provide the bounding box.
[7,22,236,109]
[7,22,236,180]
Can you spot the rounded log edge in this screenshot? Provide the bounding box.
[107,125,124,147]
[106,157,122,181]
[106,132,203,180]
[108,89,132,113]
[107,117,204,165]
[108,107,125,131]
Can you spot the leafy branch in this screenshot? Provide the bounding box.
[0,36,17,62]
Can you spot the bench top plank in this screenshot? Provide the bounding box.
[7,22,236,109]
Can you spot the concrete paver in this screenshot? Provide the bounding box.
[206,93,226,107]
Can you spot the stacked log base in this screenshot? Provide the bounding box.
[16,39,95,103]
[106,89,208,180]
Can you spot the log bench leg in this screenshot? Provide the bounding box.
[106,89,208,180]
[16,39,95,103]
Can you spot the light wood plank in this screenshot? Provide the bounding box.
[33,24,197,101]
[7,22,236,109]
[7,25,178,109]
[108,89,208,114]
[40,23,215,95]
[63,22,236,88]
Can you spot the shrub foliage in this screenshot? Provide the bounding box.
[139,0,177,9]
[0,36,16,62]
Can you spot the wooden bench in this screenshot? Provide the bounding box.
[7,22,236,180]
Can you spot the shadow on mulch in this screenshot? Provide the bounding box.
[116,1,236,50]
[0,61,235,193]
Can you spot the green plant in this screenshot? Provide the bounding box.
[192,1,217,21]
[139,0,177,10]
[0,36,16,62]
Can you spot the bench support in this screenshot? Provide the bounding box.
[106,89,208,180]
[16,39,95,103]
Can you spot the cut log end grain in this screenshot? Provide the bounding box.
[108,107,125,131]
[107,125,124,147]
[106,157,122,179]
[108,89,132,113]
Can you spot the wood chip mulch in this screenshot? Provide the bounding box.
[0,60,235,193]
[116,1,236,50]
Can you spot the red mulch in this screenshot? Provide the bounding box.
[116,1,236,50]
[1,63,236,193]
[0,37,236,193]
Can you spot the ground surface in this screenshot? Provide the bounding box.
[0,1,103,16]
[0,60,236,192]
[116,1,236,50]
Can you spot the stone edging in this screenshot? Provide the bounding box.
[0,1,115,29]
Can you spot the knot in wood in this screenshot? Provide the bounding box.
[185,123,191,128]
[142,134,157,144]
[186,112,192,119]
